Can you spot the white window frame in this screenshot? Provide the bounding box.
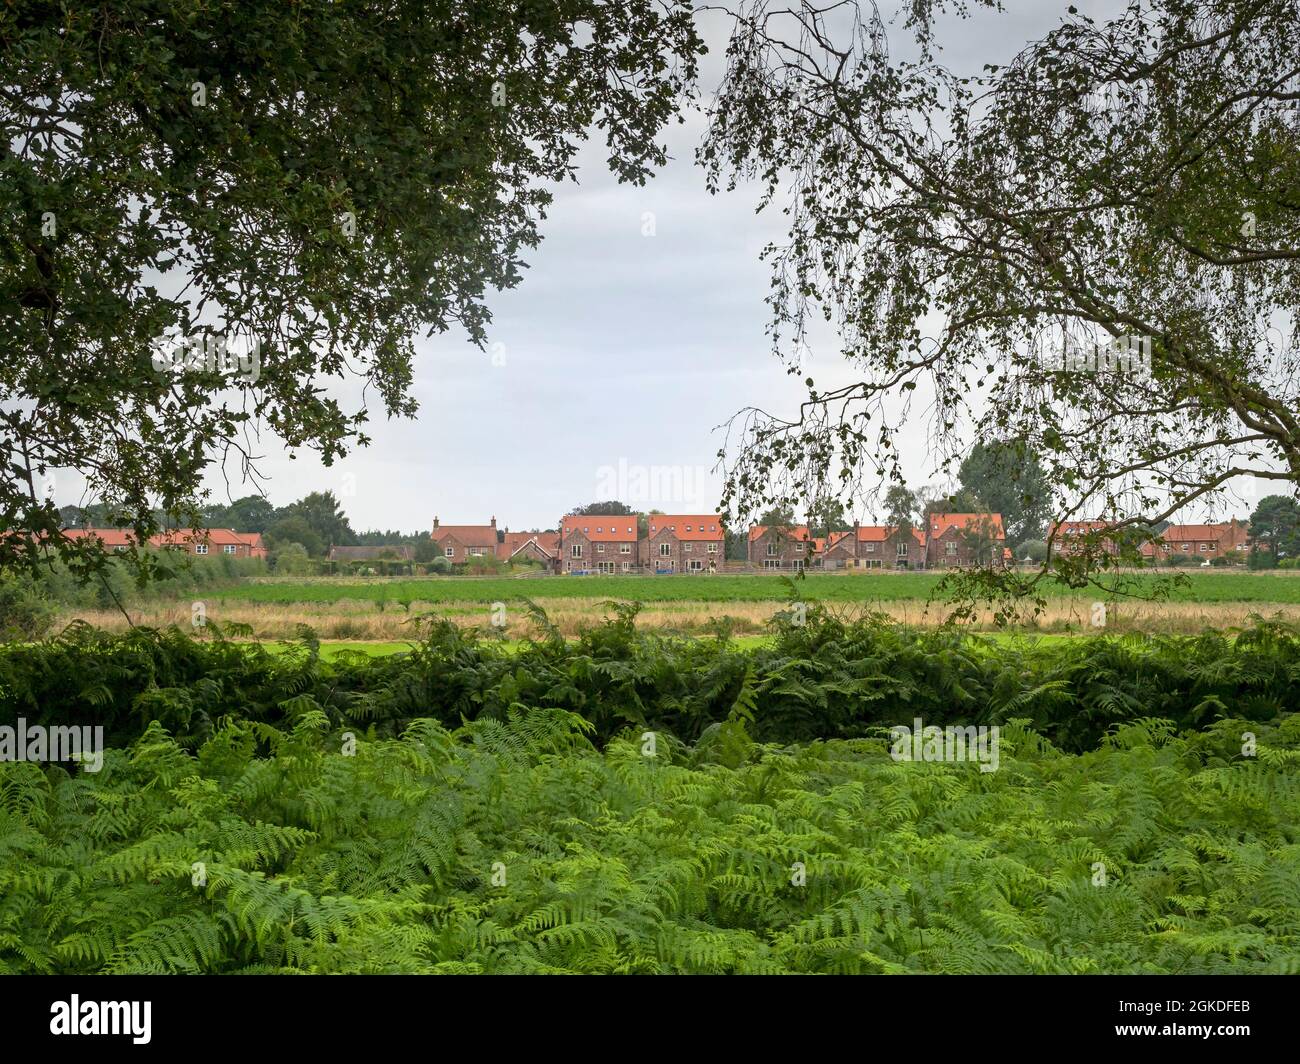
[445,546,454,558]
[620,543,631,554]
[195,544,209,555]
[660,543,671,556]
[571,544,583,558]
[224,544,238,555]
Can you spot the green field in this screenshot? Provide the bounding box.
[214,570,1300,606]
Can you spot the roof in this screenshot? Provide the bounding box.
[60,527,141,548]
[502,530,559,558]
[1163,524,1237,541]
[856,524,925,545]
[824,530,855,549]
[1049,520,1114,537]
[153,528,262,548]
[748,524,811,542]
[562,515,640,542]
[646,515,724,541]
[927,513,1005,540]
[430,523,498,547]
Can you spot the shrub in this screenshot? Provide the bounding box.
[0,576,58,642]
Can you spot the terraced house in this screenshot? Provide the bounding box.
[646,514,725,573]
[498,529,559,565]
[560,514,641,573]
[430,516,499,562]
[855,525,927,569]
[747,524,813,569]
[925,513,1008,568]
[1142,520,1251,563]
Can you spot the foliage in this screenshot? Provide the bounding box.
[958,440,1051,545]
[1,707,1297,974]
[0,0,703,577]
[706,0,1300,582]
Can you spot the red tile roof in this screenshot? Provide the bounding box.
[646,515,724,541]
[501,530,559,559]
[562,515,640,542]
[927,513,1005,540]
[430,522,498,547]
[856,524,925,546]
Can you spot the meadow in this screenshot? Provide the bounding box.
[57,569,1300,641]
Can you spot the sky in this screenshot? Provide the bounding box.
[62,0,1269,534]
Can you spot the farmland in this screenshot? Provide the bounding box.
[57,569,1300,641]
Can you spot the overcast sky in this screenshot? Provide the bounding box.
[89,0,1259,534]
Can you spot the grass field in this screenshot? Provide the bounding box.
[210,570,1300,605]
[58,570,1300,641]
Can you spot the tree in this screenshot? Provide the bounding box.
[708,0,1300,598]
[1,1,703,581]
[807,495,852,538]
[958,440,1050,547]
[264,515,324,558]
[219,495,276,534]
[882,485,918,533]
[569,502,638,517]
[1248,495,1300,563]
[273,542,311,576]
[412,539,438,564]
[758,507,797,527]
[282,491,355,550]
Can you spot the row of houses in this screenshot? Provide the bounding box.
[409,512,1012,572]
[1051,519,1251,561]
[59,527,267,557]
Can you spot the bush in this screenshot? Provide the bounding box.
[0,576,58,642]
[429,556,452,574]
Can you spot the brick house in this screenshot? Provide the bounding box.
[561,514,641,573]
[856,525,927,569]
[1049,520,1120,558]
[62,527,266,557]
[151,528,267,558]
[646,514,725,573]
[748,524,813,569]
[430,516,499,563]
[1142,520,1251,563]
[499,529,560,565]
[925,513,1007,568]
[821,530,857,569]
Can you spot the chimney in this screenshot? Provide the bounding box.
[491,515,496,528]
[433,516,439,529]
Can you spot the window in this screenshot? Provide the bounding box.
[1181,543,1190,552]
[1199,543,1210,552]
[946,541,957,555]
[794,542,804,552]
[688,559,702,571]
[469,547,484,556]
[684,543,692,552]
[767,544,777,556]
[445,546,454,558]
[660,543,671,556]
[195,544,209,555]
[622,562,632,572]
[685,525,692,532]
[597,544,605,553]
[763,558,780,569]
[620,544,631,554]
[865,542,876,552]
[897,542,908,558]
[224,544,238,555]
[571,544,582,558]
[710,525,717,531]
[707,543,718,553]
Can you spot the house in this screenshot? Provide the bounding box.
[1142,520,1251,563]
[59,527,142,552]
[645,514,725,573]
[328,545,415,564]
[856,525,926,569]
[151,528,268,557]
[748,524,813,569]
[498,529,560,565]
[560,514,641,573]
[430,516,499,563]
[1048,520,1122,558]
[925,513,1006,568]
[821,530,857,569]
